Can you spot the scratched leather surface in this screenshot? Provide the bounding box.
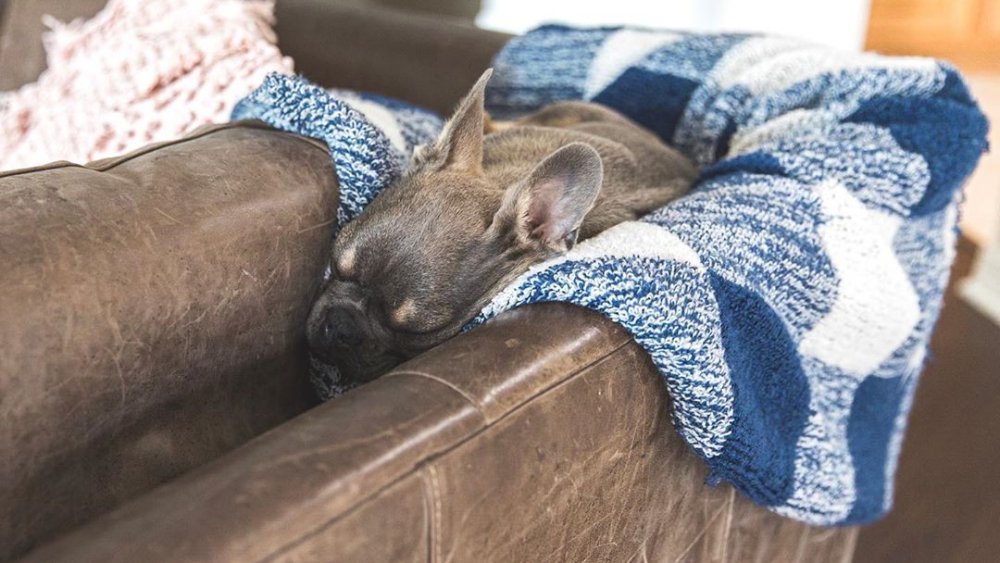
[0,122,337,560]
[21,305,857,562]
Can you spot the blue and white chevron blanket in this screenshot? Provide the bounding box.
[233,26,988,525]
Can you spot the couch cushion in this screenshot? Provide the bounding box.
[0,0,106,91]
[0,0,494,98]
[0,122,337,559]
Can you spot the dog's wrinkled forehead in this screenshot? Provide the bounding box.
[332,67,498,286]
[338,172,493,267]
[332,170,500,321]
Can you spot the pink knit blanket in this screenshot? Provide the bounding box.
[0,0,293,171]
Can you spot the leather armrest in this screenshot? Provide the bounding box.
[20,304,857,562]
[0,122,337,559]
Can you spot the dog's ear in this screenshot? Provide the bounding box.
[496,142,604,252]
[416,68,492,174]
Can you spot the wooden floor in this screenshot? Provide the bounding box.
[854,238,1000,562]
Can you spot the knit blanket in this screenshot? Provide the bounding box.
[233,26,988,525]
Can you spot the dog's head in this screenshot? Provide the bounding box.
[306,69,604,383]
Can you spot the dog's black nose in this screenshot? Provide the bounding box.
[321,305,365,348]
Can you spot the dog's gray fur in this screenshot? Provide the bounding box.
[307,69,697,383]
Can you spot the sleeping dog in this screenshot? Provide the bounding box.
[306,69,696,384]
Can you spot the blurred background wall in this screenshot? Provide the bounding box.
[478,0,872,51]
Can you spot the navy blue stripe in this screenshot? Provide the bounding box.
[844,72,989,216]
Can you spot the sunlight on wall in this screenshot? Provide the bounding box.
[477,0,872,51]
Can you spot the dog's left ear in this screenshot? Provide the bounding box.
[495,142,604,253]
[415,68,492,174]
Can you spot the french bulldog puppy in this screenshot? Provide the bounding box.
[307,69,697,383]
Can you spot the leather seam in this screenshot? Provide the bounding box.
[426,464,443,563]
[0,122,261,177]
[476,338,634,427]
[381,369,480,407]
[388,335,635,426]
[0,120,328,178]
[255,339,636,560]
[253,375,480,562]
[418,467,436,563]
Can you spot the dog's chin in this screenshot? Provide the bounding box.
[305,301,485,386]
[312,344,405,385]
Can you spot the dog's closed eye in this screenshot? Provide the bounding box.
[336,246,357,278]
[385,297,456,336]
[390,298,417,327]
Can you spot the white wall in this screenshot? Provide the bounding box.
[477,0,872,51]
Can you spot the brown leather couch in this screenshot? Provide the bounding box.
[0,2,859,561]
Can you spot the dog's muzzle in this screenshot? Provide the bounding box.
[306,280,401,383]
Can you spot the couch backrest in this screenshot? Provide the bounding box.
[0,0,107,91]
[275,1,509,115]
[0,0,507,115]
[0,123,336,559]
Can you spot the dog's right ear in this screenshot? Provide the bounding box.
[494,142,604,253]
[414,68,492,174]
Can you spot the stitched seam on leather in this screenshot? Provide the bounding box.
[418,467,437,563]
[426,464,443,563]
[478,338,634,426]
[257,341,635,560]
[400,338,636,472]
[254,375,480,562]
[296,217,338,235]
[88,120,327,170]
[0,122,259,177]
[381,370,479,406]
[253,474,433,563]
[388,336,635,426]
[0,120,328,178]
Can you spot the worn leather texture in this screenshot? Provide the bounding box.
[20,305,858,562]
[0,122,337,560]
